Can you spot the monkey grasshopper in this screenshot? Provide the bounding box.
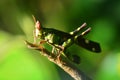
[32,16,101,64]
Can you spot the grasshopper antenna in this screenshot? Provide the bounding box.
[32,15,37,23]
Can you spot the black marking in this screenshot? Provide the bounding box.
[85,39,89,44]
[92,47,95,51]
[75,37,101,53]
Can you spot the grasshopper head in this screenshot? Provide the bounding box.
[35,20,43,38]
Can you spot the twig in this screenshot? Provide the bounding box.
[24,40,92,80]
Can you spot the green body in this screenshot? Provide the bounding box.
[39,27,101,53]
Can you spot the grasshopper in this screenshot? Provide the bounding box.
[32,16,101,63]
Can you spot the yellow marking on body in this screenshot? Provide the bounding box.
[70,32,74,35]
[62,38,72,47]
[92,47,95,51]
[85,39,89,44]
[45,34,53,43]
[77,27,81,31]
[75,35,78,39]
[68,39,71,43]
[81,32,85,35]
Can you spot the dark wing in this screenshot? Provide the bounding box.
[43,28,72,38]
[75,36,101,53]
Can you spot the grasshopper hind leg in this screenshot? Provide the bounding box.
[69,23,87,35]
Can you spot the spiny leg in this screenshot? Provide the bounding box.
[52,46,55,53]
[47,41,64,52]
[52,46,59,54]
[69,23,87,35]
[62,27,91,51]
[45,42,60,56]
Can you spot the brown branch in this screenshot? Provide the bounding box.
[24,40,92,80]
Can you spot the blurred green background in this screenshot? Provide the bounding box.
[0,0,120,80]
